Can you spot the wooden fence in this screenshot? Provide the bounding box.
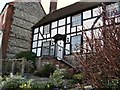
[0,58,26,75]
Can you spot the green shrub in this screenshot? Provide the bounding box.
[16,51,36,66]
[102,79,119,88]
[63,72,73,79]
[34,64,56,77]
[1,75,27,90]
[73,73,84,84]
[1,75,54,90]
[49,69,64,87]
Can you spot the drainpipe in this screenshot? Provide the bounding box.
[0,30,3,75]
[0,30,3,59]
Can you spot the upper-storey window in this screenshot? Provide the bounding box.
[93,7,102,17]
[72,13,81,27]
[106,3,120,17]
[43,24,50,35]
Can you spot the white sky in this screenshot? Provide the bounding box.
[0,0,80,14]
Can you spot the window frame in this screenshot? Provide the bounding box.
[72,13,82,27]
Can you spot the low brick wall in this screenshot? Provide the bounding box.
[36,56,76,74]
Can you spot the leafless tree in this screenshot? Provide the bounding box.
[74,4,120,87]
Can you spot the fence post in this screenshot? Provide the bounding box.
[0,59,2,76]
[37,57,42,69]
[11,60,15,74]
[21,58,25,75]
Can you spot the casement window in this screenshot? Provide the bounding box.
[42,41,50,55]
[72,13,82,27]
[106,3,120,17]
[71,35,82,52]
[93,7,102,17]
[43,24,50,35]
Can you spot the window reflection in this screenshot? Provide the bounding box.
[44,24,50,34]
[71,35,82,52]
[72,14,81,27]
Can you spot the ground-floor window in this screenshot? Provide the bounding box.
[71,35,82,52]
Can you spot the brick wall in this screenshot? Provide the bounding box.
[1,3,14,59]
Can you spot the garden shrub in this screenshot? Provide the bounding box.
[102,79,119,88]
[63,72,73,79]
[16,51,36,67]
[1,75,27,90]
[73,73,84,84]
[0,75,54,90]
[34,63,56,77]
[49,69,64,87]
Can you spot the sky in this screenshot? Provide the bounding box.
[0,0,80,14]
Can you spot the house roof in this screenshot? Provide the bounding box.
[33,2,106,28]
